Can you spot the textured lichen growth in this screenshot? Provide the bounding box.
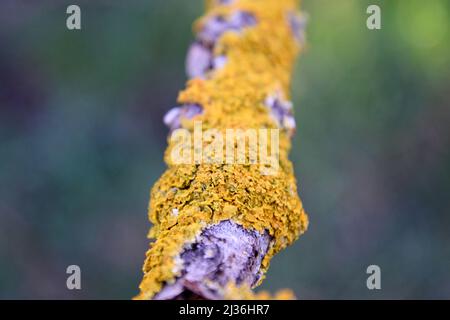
[136,0,308,300]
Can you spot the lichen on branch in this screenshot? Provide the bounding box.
[135,0,308,300]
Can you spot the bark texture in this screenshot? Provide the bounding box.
[135,0,308,300]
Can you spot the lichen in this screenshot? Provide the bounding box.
[135,0,308,300]
[223,283,296,300]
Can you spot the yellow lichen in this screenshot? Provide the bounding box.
[223,282,296,300]
[135,0,308,300]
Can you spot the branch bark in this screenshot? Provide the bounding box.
[135,0,308,300]
[153,220,271,299]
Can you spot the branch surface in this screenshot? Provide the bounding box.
[135,0,308,300]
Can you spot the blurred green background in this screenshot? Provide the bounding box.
[0,0,449,299]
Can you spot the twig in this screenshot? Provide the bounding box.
[135,0,308,300]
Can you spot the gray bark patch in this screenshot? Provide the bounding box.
[154,220,271,300]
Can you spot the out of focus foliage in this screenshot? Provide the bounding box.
[0,0,449,298]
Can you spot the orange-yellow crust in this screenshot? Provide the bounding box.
[223,283,296,300]
[135,0,307,300]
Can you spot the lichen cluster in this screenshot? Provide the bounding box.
[136,0,308,300]
[223,283,295,300]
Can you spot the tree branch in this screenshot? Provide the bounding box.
[135,0,308,300]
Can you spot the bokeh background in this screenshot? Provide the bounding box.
[1,0,449,299]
